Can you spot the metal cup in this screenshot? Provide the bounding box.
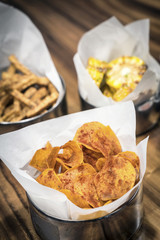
[27,185,143,240]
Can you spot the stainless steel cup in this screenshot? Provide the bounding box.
[79,92,160,136]
[27,185,143,240]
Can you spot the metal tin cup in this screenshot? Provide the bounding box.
[27,185,143,240]
[0,77,67,135]
[79,92,160,136]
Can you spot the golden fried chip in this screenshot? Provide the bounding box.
[36,168,62,190]
[73,121,104,151]
[55,158,70,173]
[58,140,83,168]
[82,145,103,170]
[58,163,96,192]
[47,147,60,169]
[45,141,52,150]
[74,122,121,158]
[91,125,122,157]
[104,200,112,205]
[60,189,90,208]
[117,151,140,182]
[29,143,52,172]
[94,155,136,201]
[74,174,103,208]
[96,157,106,171]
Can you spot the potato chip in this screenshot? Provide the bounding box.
[74,122,121,158]
[117,151,140,182]
[94,155,136,201]
[55,157,70,173]
[47,146,60,169]
[58,163,96,192]
[104,200,112,205]
[58,140,83,167]
[74,174,102,208]
[44,141,52,150]
[29,142,52,172]
[36,168,62,190]
[60,189,90,208]
[96,157,106,171]
[82,145,103,170]
[73,121,104,151]
[91,125,122,157]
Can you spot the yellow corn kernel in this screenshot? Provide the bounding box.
[113,86,132,101]
[88,57,108,70]
[87,66,105,87]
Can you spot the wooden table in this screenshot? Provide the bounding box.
[0,0,160,239]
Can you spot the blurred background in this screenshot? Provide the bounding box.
[1,0,160,114]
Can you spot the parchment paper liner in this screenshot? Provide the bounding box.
[73,17,160,107]
[0,101,148,220]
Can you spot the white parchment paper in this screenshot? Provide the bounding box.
[0,3,64,106]
[73,17,160,107]
[0,101,148,220]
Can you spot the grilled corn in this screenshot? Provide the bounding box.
[87,57,108,87]
[86,56,147,101]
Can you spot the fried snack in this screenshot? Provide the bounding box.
[94,155,136,201]
[0,98,21,122]
[24,87,37,98]
[73,121,106,151]
[82,145,103,170]
[117,151,140,182]
[91,125,122,157]
[96,157,106,171]
[60,189,90,208]
[54,158,70,173]
[87,56,147,101]
[74,121,121,157]
[29,142,53,172]
[26,92,58,118]
[0,94,12,117]
[36,168,62,190]
[9,55,31,75]
[58,140,83,168]
[10,89,36,108]
[58,163,96,192]
[47,146,60,169]
[0,55,59,122]
[31,87,48,104]
[29,122,140,209]
[74,174,102,208]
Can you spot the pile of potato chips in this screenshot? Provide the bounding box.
[29,121,140,209]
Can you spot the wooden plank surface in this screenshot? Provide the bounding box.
[0,0,160,239]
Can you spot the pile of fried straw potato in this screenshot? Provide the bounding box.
[0,55,59,122]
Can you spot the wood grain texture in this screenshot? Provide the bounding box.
[0,0,160,239]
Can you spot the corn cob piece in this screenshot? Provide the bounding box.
[113,86,132,102]
[87,57,108,88]
[106,56,147,90]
